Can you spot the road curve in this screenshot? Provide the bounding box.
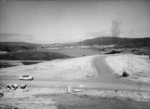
[93,55,150,92]
[1,55,150,92]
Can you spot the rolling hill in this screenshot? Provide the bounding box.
[78,37,150,48]
[0,51,70,60]
[0,42,41,52]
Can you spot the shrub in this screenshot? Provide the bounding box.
[122,71,130,77]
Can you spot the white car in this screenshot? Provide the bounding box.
[19,75,33,80]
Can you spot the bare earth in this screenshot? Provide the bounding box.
[1,55,150,109]
[0,56,96,81]
[105,54,150,82]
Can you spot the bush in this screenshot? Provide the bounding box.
[122,71,129,77]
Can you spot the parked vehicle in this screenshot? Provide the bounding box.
[11,84,18,89]
[19,75,33,80]
[0,91,4,97]
[6,84,18,90]
[6,84,11,89]
[20,84,27,89]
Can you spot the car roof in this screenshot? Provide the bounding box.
[22,75,30,77]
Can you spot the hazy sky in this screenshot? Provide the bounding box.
[0,0,150,44]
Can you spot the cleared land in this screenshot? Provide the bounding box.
[105,54,150,82]
[0,56,95,81]
[1,54,150,109]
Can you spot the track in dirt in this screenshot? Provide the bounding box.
[93,55,150,92]
[1,55,150,92]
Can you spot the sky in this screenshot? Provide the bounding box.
[0,0,150,44]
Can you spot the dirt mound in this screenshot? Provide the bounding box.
[105,54,150,82]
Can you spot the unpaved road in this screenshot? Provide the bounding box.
[93,56,150,91]
[0,55,150,92]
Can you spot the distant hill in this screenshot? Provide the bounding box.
[0,42,41,52]
[78,37,150,48]
[0,51,70,60]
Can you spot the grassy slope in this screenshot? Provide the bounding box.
[35,93,150,109]
[0,42,41,52]
[79,37,150,47]
[0,51,70,60]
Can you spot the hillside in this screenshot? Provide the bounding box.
[0,42,41,52]
[106,55,150,82]
[0,51,70,60]
[78,37,150,47]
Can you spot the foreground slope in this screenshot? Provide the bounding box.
[106,54,150,82]
[0,55,96,81]
[1,55,150,109]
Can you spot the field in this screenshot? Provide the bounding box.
[1,88,150,109]
[0,50,70,60]
[0,56,96,82]
[43,47,102,57]
[0,46,150,109]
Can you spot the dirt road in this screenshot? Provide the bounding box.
[1,55,150,92]
[93,55,150,91]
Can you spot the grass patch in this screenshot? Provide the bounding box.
[34,93,150,109]
[0,51,70,60]
[21,62,40,65]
